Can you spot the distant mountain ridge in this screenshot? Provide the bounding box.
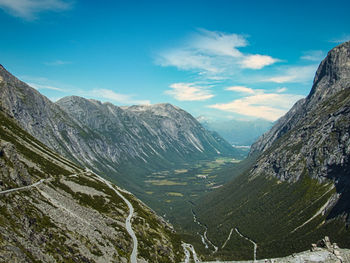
[198,117,273,146]
[195,41,350,260]
[0,66,237,191]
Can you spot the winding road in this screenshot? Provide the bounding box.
[235,227,257,262]
[95,174,138,263]
[0,179,45,195]
[221,228,234,249]
[191,209,218,253]
[1,172,139,263]
[182,243,200,263]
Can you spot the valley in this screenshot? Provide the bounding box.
[1,39,350,263]
[135,157,240,217]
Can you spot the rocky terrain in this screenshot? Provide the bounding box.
[0,108,184,262]
[195,41,350,260]
[1,40,350,262]
[0,66,237,192]
[249,41,350,217]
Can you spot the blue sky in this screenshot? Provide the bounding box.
[0,0,349,121]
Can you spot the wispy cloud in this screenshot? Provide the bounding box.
[156,29,279,78]
[225,86,255,94]
[329,34,350,44]
[190,29,247,57]
[158,49,218,73]
[165,82,214,101]
[300,50,325,62]
[209,93,303,121]
[209,87,303,121]
[0,0,72,20]
[263,65,318,84]
[28,82,66,91]
[241,54,279,69]
[22,75,150,106]
[44,60,72,66]
[90,89,151,105]
[276,87,287,93]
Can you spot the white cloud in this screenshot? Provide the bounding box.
[165,83,214,101]
[241,54,279,69]
[301,50,325,62]
[156,29,279,77]
[28,82,66,91]
[263,65,318,84]
[157,49,218,73]
[190,29,246,57]
[276,87,287,93]
[266,75,295,83]
[208,92,304,121]
[0,0,72,20]
[225,86,255,94]
[44,60,72,66]
[90,89,150,105]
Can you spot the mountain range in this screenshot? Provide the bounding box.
[0,67,237,194]
[1,41,350,262]
[194,41,350,260]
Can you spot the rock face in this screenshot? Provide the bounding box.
[248,41,350,218]
[0,66,236,189]
[196,42,350,260]
[0,109,184,262]
[251,41,350,158]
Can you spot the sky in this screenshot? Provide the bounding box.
[0,0,349,121]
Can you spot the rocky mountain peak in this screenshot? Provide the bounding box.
[248,40,350,202]
[250,41,350,155]
[308,41,350,106]
[0,64,20,85]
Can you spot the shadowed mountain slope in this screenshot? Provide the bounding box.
[195,41,350,260]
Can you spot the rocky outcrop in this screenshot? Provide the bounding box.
[0,140,32,189]
[250,41,350,155]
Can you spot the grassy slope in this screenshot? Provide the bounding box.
[0,109,184,262]
[197,172,350,260]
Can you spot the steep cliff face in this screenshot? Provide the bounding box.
[251,41,350,155]
[0,109,183,262]
[0,66,236,190]
[196,42,350,260]
[0,65,92,165]
[248,41,350,217]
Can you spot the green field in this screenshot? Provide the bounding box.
[134,157,243,222]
